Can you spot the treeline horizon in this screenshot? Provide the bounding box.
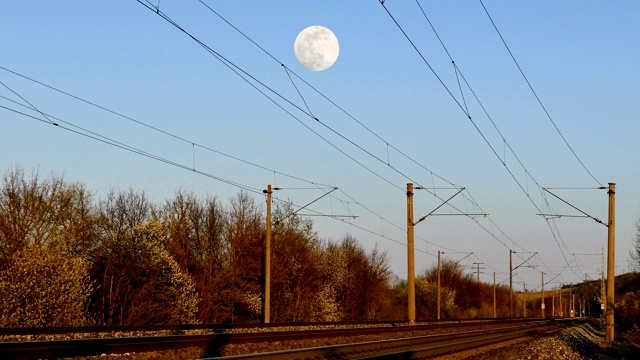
[0,166,603,326]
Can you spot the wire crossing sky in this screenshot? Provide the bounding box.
[1,1,638,288]
[379,0,596,278]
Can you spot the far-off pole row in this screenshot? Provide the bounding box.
[365,182,612,335]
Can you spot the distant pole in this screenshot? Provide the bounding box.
[437,250,441,320]
[476,263,481,283]
[601,247,606,318]
[606,183,616,342]
[541,272,545,319]
[493,272,496,318]
[578,297,582,317]
[407,183,416,325]
[523,283,526,318]
[559,291,563,317]
[552,291,555,317]
[263,185,272,323]
[509,249,513,320]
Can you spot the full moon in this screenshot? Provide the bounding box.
[294,26,339,72]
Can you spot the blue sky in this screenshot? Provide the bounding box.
[1,1,639,291]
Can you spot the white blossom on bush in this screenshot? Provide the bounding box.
[131,220,199,324]
[309,284,342,322]
[416,278,457,319]
[0,244,92,327]
[241,291,263,317]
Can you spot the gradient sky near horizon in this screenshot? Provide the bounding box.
[1,1,639,291]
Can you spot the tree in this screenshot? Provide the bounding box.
[630,219,640,271]
[322,235,391,321]
[161,191,228,323]
[91,217,198,325]
[269,202,323,321]
[383,275,410,320]
[0,243,92,327]
[0,167,97,269]
[218,191,264,322]
[95,188,153,246]
[416,267,457,319]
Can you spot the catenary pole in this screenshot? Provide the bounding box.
[601,247,606,318]
[523,283,526,317]
[407,183,415,325]
[606,183,616,342]
[263,185,272,323]
[493,272,496,318]
[509,249,513,320]
[437,250,441,320]
[541,272,545,318]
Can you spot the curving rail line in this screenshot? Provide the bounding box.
[0,318,526,336]
[204,319,579,359]
[0,318,581,360]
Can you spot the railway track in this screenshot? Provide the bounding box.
[0,318,581,359]
[0,318,519,336]
[206,319,579,359]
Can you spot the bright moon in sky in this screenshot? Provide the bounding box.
[294,26,339,72]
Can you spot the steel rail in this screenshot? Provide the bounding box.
[203,319,578,359]
[0,320,396,336]
[365,322,570,359]
[0,318,563,360]
[0,317,515,336]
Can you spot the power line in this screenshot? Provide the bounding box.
[0,69,458,257]
[0,67,337,190]
[135,0,414,194]
[0,104,264,194]
[194,0,471,194]
[2,99,419,253]
[478,0,603,187]
[0,79,56,125]
[193,0,542,263]
[382,0,582,278]
[380,0,545,213]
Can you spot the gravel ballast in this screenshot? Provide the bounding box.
[440,323,640,360]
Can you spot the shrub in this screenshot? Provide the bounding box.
[91,220,198,325]
[0,244,92,326]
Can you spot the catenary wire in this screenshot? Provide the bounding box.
[135,0,408,193]
[193,0,543,265]
[384,0,582,278]
[2,100,426,253]
[0,77,453,257]
[478,0,603,187]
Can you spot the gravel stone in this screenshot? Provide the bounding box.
[447,323,640,360]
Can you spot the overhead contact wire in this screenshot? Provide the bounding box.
[399,1,577,269]
[478,0,602,187]
[144,1,543,263]
[196,0,463,190]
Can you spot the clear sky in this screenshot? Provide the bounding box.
[1,1,639,292]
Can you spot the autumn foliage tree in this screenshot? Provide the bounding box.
[0,167,96,268]
[269,202,323,322]
[322,235,391,321]
[161,190,227,323]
